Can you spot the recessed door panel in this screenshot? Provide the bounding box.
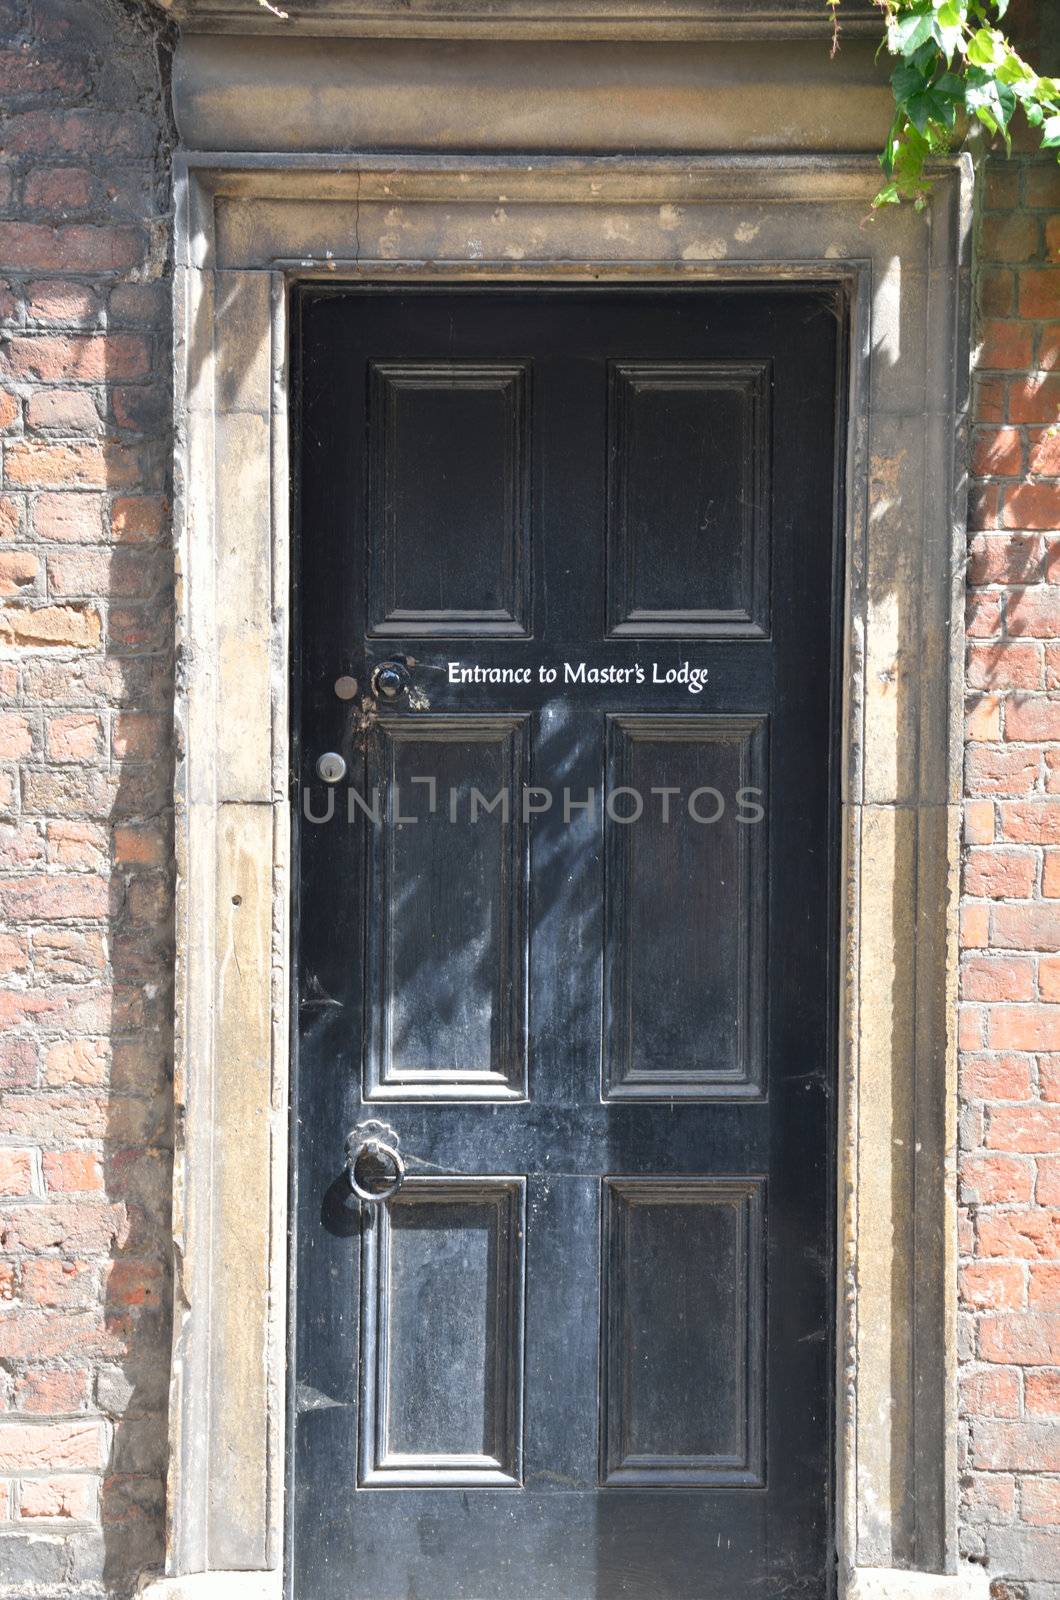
[601,1178,766,1486]
[606,361,771,638]
[365,715,529,1100]
[360,1178,526,1486]
[603,714,768,1099]
[368,361,531,637]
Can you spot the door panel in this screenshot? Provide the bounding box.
[360,1178,526,1486]
[606,360,771,637]
[364,715,529,1100]
[601,1178,765,1485]
[292,286,841,1600]
[368,361,532,636]
[602,714,768,1099]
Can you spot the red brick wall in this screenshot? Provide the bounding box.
[960,140,1060,1591]
[0,0,174,1591]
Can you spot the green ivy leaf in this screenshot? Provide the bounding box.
[836,0,1060,207]
[967,26,1002,65]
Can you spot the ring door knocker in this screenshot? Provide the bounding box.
[345,1122,405,1203]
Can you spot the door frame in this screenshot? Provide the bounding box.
[151,136,975,1600]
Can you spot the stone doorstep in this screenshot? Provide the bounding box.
[138,1567,993,1600]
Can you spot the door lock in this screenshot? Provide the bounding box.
[371,660,412,701]
[315,751,347,784]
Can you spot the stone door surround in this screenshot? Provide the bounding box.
[148,13,977,1599]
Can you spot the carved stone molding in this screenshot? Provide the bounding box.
[159,0,882,40]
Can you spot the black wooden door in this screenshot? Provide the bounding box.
[291,286,841,1600]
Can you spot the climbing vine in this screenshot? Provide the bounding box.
[828,0,1060,206]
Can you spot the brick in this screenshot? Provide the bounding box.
[989,1011,1060,1058]
[0,552,39,597]
[41,1150,103,1194]
[0,1150,33,1198]
[971,1418,1060,1471]
[0,715,33,759]
[0,874,109,922]
[32,928,105,982]
[31,493,105,543]
[968,642,1043,691]
[966,695,1001,741]
[0,1040,38,1089]
[25,388,101,433]
[966,747,1039,796]
[961,1152,1035,1205]
[1007,589,1060,636]
[962,1052,1034,1100]
[1025,1371,1060,1415]
[113,826,166,868]
[5,440,106,488]
[105,1259,164,1310]
[993,905,1060,950]
[981,213,1040,263]
[0,603,100,649]
[45,821,107,870]
[1025,164,1060,210]
[974,374,1007,423]
[978,1209,1060,1258]
[1045,855,1060,900]
[980,268,1015,318]
[1041,956,1060,1001]
[961,903,990,948]
[1006,693,1060,740]
[45,713,103,763]
[1,333,149,384]
[960,1262,1025,1310]
[25,280,99,324]
[988,1104,1060,1152]
[0,932,29,977]
[1003,482,1060,532]
[42,1039,109,1087]
[967,590,1003,635]
[969,486,1003,532]
[110,496,165,543]
[0,1204,127,1259]
[1029,1264,1060,1309]
[960,1365,1021,1419]
[21,1259,95,1310]
[969,531,1041,580]
[1021,1475,1060,1525]
[1030,427,1060,476]
[1040,322,1060,372]
[962,957,1035,1002]
[965,800,995,845]
[980,1312,1060,1366]
[0,498,24,541]
[0,1423,103,1473]
[13,1368,90,1414]
[1042,1056,1060,1102]
[17,1475,96,1521]
[980,320,1035,369]
[1000,802,1060,843]
[1039,1159,1060,1205]
[1018,270,1060,322]
[23,166,93,212]
[0,823,46,869]
[0,222,143,274]
[965,847,1037,898]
